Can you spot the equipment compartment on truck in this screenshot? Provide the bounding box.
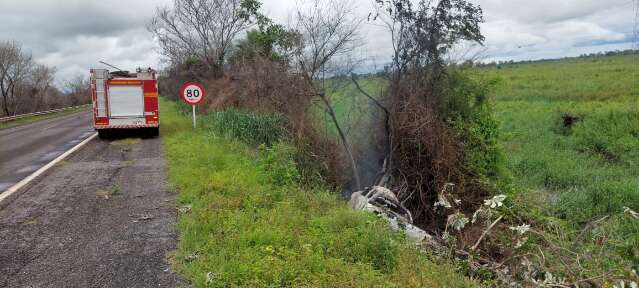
[90,68,160,138]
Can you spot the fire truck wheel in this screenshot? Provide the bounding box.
[145,127,159,138]
[97,129,110,139]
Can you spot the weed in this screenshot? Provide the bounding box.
[111,184,121,195]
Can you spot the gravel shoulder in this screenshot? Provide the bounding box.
[0,135,182,287]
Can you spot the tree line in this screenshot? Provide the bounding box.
[0,41,90,117]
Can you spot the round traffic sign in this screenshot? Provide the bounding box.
[180,82,206,105]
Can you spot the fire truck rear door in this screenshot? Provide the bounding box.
[108,85,144,118]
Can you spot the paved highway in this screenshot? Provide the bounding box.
[0,116,181,286]
[0,110,95,192]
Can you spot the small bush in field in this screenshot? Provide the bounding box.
[207,108,285,146]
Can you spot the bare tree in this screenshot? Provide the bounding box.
[148,0,266,73]
[27,64,56,112]
[65,74,91,106]
[293,0,363,190]
[0,41,33,116]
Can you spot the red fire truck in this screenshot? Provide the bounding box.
[90,68,160,138]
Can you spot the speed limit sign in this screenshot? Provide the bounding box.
[179,82,206,128]
[180,82,206,105]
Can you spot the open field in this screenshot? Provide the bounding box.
[480,54,639,223]
[481,55,639,102]
[477,54,639,277]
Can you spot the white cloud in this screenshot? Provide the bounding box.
[0,0,635,85]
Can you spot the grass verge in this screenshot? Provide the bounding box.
[160,98,476,287]
[0,106,90,130]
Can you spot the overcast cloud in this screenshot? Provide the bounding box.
[0,0,635,85]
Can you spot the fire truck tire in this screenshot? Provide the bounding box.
[97,129,110,139]
[146,127,159,138]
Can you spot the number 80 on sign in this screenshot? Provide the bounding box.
[179,82,206,105]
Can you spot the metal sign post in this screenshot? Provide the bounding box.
[179,82,206,129]
[192,105,196,128]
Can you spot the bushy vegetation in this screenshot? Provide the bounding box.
[160,98,476,287]
[446,71,505,182]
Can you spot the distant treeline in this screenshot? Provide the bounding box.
[0,41,90,117]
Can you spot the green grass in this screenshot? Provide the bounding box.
[0,106,90,130]
[496,101,639,220]
[159,98,476,287]
[479,54,639,277]
[480,54,639,102]
[480,55,639,220]
[316,78,385,138]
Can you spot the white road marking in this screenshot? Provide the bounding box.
[40,151,62,161]
[17,165,40,174]
[0,132,98,204]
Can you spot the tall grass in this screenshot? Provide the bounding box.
[206,108,285,146]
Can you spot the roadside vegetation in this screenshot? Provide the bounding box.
[0,105,89,130]
[160,98,475,287]
[150,0,638,285]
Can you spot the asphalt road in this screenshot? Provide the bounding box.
[0,111,95,192]
[0,134,182,287]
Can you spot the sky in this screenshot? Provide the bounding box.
[0,0,636,86]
